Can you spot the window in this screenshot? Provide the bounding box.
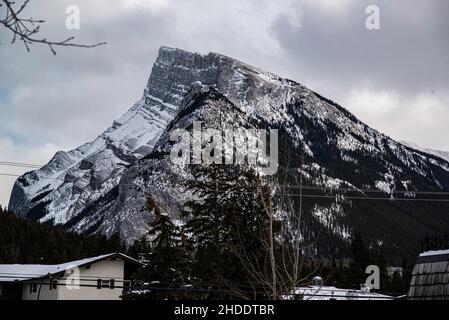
[110,279,115,289]
[49,280,57,290]
[85,264,91,270]
[97,279,111,289]
[29,284,37,294]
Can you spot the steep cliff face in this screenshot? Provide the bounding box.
[8,47,187,224]
[10,47,449,262]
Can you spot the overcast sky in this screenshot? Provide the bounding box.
[1,0,448,207]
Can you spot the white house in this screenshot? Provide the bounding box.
[0,253,142,300]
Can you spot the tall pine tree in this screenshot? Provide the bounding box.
[131,197,194,299]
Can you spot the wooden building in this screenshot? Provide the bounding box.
[408,249,449,300]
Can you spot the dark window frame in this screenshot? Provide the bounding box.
[97,279,111,289]
[30,283,37,294]
[49,280,57,290]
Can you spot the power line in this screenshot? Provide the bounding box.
[0,273,267,291]
[0,173,24,178]
[0,159,448,195]
[0,274,267,294]
[0,274,126,282]
[3,171,449,202]
[3,161,449,203]
[195,189,449,202]
[0,272,130,280]
[287,194,449,202]
[0,269,314,289]
[0,273,266,291]
[2,170,449,195]
[0,160,42,169]
[279,184,449,196]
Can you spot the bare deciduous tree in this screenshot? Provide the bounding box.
[234,126,323,300]
[0,0,106,54]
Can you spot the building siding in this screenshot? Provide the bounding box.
[22,281,58,300]
[60,258,125,300]
[22,258,126,300]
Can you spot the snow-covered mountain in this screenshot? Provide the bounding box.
[9,47,449,262]
[401,141,449,164]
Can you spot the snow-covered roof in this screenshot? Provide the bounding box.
[0,253,142,282]
[289,286,393,300]
[419,249,449,257]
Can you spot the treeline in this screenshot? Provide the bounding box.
[0,205,124,264]
[318,233,412,295]
[127,230,411,299]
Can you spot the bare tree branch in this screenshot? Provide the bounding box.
[234,125,320,300]
[0,0,106,55]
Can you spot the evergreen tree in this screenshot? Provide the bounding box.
[182,165,273,299]
[130,197,194,299]
[0,206,124,264]
[347,233,372,288]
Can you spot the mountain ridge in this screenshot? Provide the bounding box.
[401,140,449,164]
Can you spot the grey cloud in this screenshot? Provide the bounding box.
[270,0,449,95]
[0,0,176,146]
